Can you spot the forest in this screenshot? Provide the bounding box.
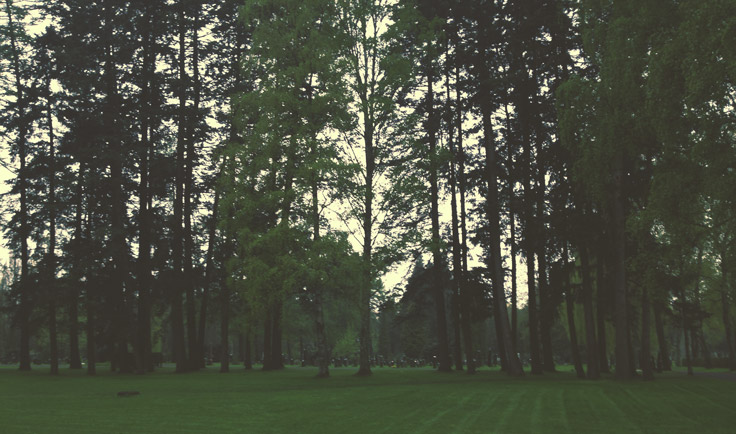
[0,0,735,383]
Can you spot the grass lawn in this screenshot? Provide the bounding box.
[1,364,734,434]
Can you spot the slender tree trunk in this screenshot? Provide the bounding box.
[184,5,202,372]
[596,249,610,373]
[271,302,284,370]
[357,91,373,377]
[172,3,188,373]
[426,64,451,373]
[220,279,229,373]
[612,159,631,380]
[520,107,542,375]
[6,0,31,372]
[46,80,59,376]
[198,190,218,370]
[503,103,518,357]
[455,63,474,374]
[482,105,523,376]
[566,290,586,379]
[579,242,600,379]
[263,313,272,370]
[653,299,670,371]
[536,176,555,373]
[137,9,154,374]
[641,287,654,380]
[103,1,128,374]
[68,164,83,371]
[679,271,693,376]
[446,63,463,371]
[244,328,253,370]
[721,262,736,370]
[563,246,585,379]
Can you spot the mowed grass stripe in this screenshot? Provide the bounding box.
[1,365,736,433]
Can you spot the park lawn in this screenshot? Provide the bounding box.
[1,365,734,434]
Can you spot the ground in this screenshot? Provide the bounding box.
[1,364,734,433]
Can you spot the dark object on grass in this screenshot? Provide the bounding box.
[117,391,140,397]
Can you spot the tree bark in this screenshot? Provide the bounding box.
[446,63,463,372]
[596,248,611,373]
[46,78,59,376]
[5,0,31,372]
[482,105,523,376]
[653,299,671,371]
[579,242,600,379]
[172,3,188,373]
[612,158,631,380]
[425,63,451,373]
[184,3,202,372]
[641,287,654,380]
[721,262,736,370]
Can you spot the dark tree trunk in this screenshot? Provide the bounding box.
[262,313,272,370]
[6,0,31,372]
[172,3,188,373]
[220,276,230,373]
[271,303,284,370]
[426,65,451,373]
[46,81,59,376]
[137,8,154,374]
[198,189,219,370]
[356,82,374,377]
[244,329,253,370]
[446,64,463,372]
[103,1,129,374]
[503,103,518,357]
[536,176,554,373]
[612,159,631,380]
[564,245,585,379]
[579,242,600,379]
[596,250,611,373]
[482,105,523,376]
[454,63,474,374]
[522,124,542,375]
[184,5,202,373]
[641,287,654,380]
[653,299,671,371]
[69,162,84,370]
[721,262,735,370]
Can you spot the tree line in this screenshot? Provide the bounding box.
[1,0,734,380]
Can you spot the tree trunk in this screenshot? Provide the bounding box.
[503,103,518,357]
[653,299,671,371]
[271,302,284,370]
[426,64,451,373]
[482,105,523,376]
[446,64,463,372]
[103,1,129,374]
[641,287,654,380]
[46,81,59,376]
[564,246,585,379]
[198,190,219,370]
[612,158,631,380]
[220,277,229,373]
[356,84,374,377]
[262,313,272,370]
[137,9,154,374]
[537,177,555,373]
[244,329,253,370]
[184,4,202,372]
[596,250,611,373]
[6,0,31,372]
[172,3,188,373]
[721,261,735,370]
[579,242,600,379]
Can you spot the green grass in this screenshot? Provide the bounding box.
[1,364,735,434]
